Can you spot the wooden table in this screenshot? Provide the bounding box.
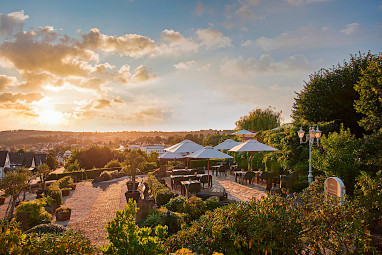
[234,171,246,183]
[211,165,222,176]
[180,180,201,196]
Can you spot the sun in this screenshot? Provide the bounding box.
[39,109,65,126]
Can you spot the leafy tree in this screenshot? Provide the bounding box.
[354,53,382,132]
[292,52,375,137]
[357,131,382,175]
[311,126,361,194]
[46,153,58,170]
[102,199,168,255]
[104,159,122,168]
[235,107,281,132]
[123,150,146,187]
[0,169,30,217]
[65,146,114,169]
[36,164,50,191]
[65,159,81,172]
[148,151,159,163]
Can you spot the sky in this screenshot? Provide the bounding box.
[0,0,381,132]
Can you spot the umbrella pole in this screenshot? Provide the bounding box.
[207,159,210,189]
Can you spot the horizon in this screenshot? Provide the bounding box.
[0,0,381,132]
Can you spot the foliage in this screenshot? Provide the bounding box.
[15,201,51,230]
[123,150,146,182]
[36,164,50,191]
[0,168,31,217]
[354,171,382,232]
[147,173,174,207]
[102,199,168,255]
[358,131,382,175]
[48,167,120,181]
[65,146,115,170]
[205,198,221,211]
[35,195,55,208]
[354,53,382,132]
[25,223,66,234]
[292,52,376,137]
[56,207,71,214]
[311,126,361,194]
[166,196,303,255]
[48,189,62,206]
[235,107,281,132]
[48,176,73,206]
[0,219,24,254]
[104,159,122,168]
[144,210,183,235]
[65,159,81,172]
[100,170,113,181]
[299,177,375,254]
[202,134,234,147]
[46,153,58,170]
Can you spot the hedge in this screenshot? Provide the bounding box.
[147,173,174,207]
[189,159,226,168]
[48,176,74,206]
[47,167,122,181]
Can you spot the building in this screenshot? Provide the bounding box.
[0,151,10,179]
[142,145,165,155]
[9,152,36,171]
[34,153,47,167]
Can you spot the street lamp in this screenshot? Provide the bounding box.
[297,126,322,184]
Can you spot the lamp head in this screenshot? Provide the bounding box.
[315,126,322,139]
[297,126,305,140]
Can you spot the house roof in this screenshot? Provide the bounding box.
[0,151,8,167]
[34,153,47,166]
[9,152,35,168]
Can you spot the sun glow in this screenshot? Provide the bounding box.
[38,109,65,126]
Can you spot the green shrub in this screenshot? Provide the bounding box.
[166,196,186,212]
[144,162,157,172]
[25,223,67,234]
[0,219,23,254]
[102,199,168,255]
[56,207,71,214]
[147,173,174,207]
[48,188,62,206]
[35,195,55,207]
[100,170,113,181]
[47,167,121,181]
[205,198,221,211]
[104,159,122,168]
[15,201,51,230]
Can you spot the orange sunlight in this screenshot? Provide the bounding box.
[38,109,65,126]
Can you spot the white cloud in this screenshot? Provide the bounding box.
[235,5,257,20]
[156,29,199,56]
[0,10,29,37]
[341,23,361,35]
[196,28,232,48]
[174,60,196,70]
[220,54,310,78]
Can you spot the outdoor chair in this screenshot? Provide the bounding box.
[243,171,255,184]
[188,175,199,181]
[200,174,212,188]
[172,177,183,190]
[218,164,228,176]
[188,182,201,195]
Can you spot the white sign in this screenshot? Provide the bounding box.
[324,177,346,205]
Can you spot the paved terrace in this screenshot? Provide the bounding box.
[0,172,267,247]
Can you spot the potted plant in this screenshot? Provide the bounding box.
[61,187,71,197]
[123,151,145,201]
[70,184,77,190]
[55,207,71,221]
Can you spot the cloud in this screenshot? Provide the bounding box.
[341,23,361,35]
[174,60,196,70]
[195,2,204,15]
[78,28,156,57]
[235,5,257,20]
[0,75,18,90]
[157,29,199,55]
[0,92,44,103]
[220,54,310,78]
[197,64,211,72]
[286,0,332,5]
[196,28,232,48]
[0,10,29,37]
[255,26,338,51]
[118,64,157,83]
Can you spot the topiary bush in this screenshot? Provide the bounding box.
[15,201,51,230]
[25,223,66,234]
[147,173,174,207]
[100,171,113,181]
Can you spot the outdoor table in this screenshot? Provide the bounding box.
[253,171,263,184]
[180,180,201,196]
[234,171,246,183]
[230,165,239,172]
[211,165,221,176]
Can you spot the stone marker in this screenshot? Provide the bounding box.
[324,177,346,205]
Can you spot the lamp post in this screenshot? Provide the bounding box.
[297,126,322,184]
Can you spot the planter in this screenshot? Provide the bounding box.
[125,190,141,202]
[61,189,71,197]
[44,205,56,214]
[126,181,139,192]
[71,185,77,190]
[0,196,5,205]
[56,211,71,221]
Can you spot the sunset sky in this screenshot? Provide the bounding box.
[0,0,381,132]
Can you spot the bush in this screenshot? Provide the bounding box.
[35,195,55,207]
[56,207,71,214]
[100,170,113,181]
[166,196,186,212]
[0,219,23,254]
[47,167,122,181]
[15,201,51,230]
[104,159,122,168]
[48,188,62,206]
[25,223,67,234]
[205,198,221,211]
[102,199,168,255]
[147,173,174,207]
[48,176,73,206]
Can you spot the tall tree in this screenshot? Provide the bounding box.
[36,164,50,191]
[292,52,375,137]
[235,107,281,132]
[354,53,382,132]
[46,153,58,170]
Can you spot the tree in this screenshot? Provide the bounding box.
[36,164,50,191]
[292,52,376,137]
[104,159,122,168]
[311,126,361,194]
[0,169,30,217]
[102,199,168,255]
[123,150,146,186]
[354,53,382,132]
[235,107,281,132]
[46,153,58,170]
